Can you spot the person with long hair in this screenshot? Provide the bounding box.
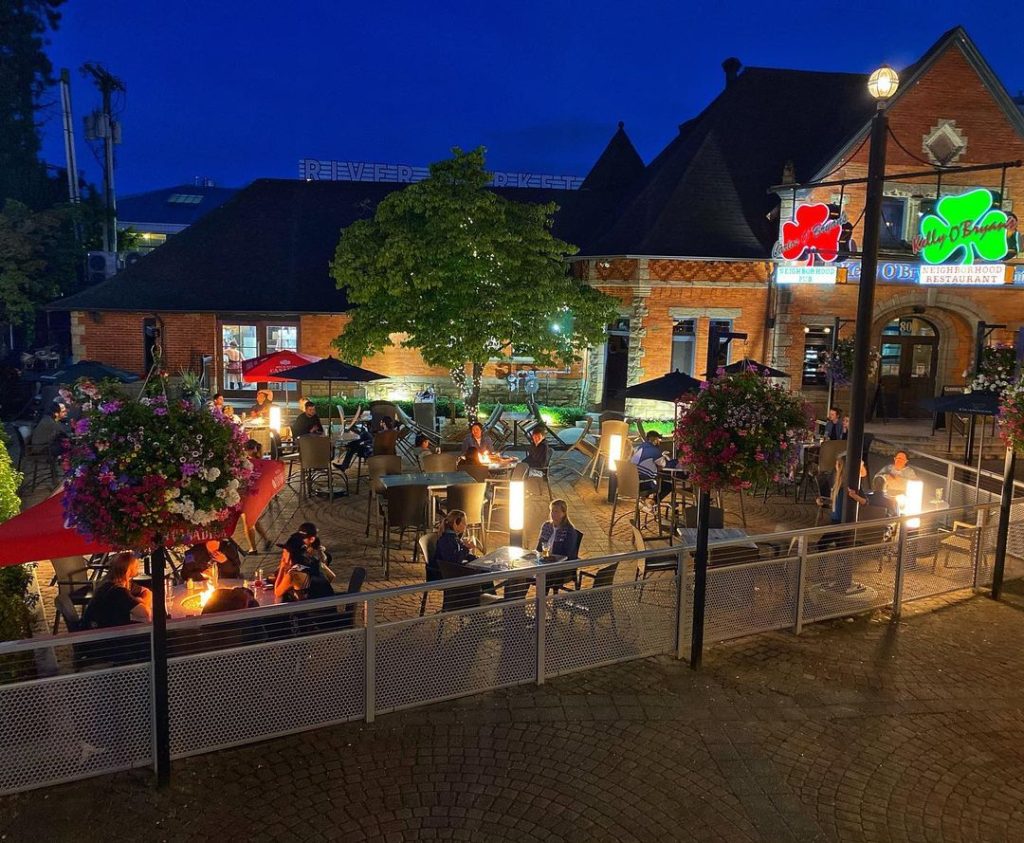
[536,499,580,560]
[435,509,479,566]
[296,522,336,584]
[81,552,152,628]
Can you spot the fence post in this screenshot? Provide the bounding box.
[892,519,907,618]
[364,598,376,723]
[675,548,688,659]
[946,462,955,506]
[973,508,986,591]
[794,536,807,635]
[535,571,546,685]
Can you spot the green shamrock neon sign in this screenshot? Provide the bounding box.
[914,189,1013,265]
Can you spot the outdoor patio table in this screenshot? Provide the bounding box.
[677,527,758,549]
[465,545,567,573]
[379,471,476,489]
[167,578,279,619]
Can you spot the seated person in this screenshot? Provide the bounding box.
[248,389,275,420]
[81,552,152,629]
[631,430,671,500]
[32,401,70,457]
[434,509,479,568]
[180,539,243,581]
[291,400,325,438]
[296,522,336,584]
[535,499,580,559]
[823,406,844,441]
[208,393,225,411]
[273,534,336,599]
[848,475,899,516]
[332,416,391,470]
[523,427,550,477]
[461,421,494,456]
[201,586,259,614]
[410,433,434,468]
[281,568,335,601]
[875,450,917,495]
[221,403,242,425]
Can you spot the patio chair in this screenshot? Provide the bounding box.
[560,417,596,475]
[397,404,440,447]
[24,423,59,489]
[338,566,367,629]
[380,484,431,578]
[608,461,642,538]
[418,532,440,616]
[372,429,399,457]
[436,560,484,633]
[54,594,84,634]
[855,504,895,573]
[557,561,620,635]
[365,455,402,538]
[50,556,94,634]
[936,520,985,571]
[631,525,677,587]
[369,400,398,429]
[441,483,489,552]
[421,452,460,473]
[528,445,553,500]
[3,424,25,472]
[297,435,347,499]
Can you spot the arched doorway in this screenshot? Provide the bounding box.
[877,316,938,419]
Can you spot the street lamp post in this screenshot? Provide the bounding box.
[841,66,899,561]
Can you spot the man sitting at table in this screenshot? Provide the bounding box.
[523,427,550,477]
[875,450,918,495]
[248,389,275,420]
[291,400,325,437]
[631,430,672,502]
[824,406,845,440]
[181,539,243,581]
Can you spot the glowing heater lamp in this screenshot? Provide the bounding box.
[509,480,525,548]
[904,480,924,529]
[269,405,282,433]
[607,434,623,503]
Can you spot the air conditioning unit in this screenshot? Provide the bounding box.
[86,251,117,285]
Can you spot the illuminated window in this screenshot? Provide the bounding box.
[670,319,696,375]
[802,327,831,387]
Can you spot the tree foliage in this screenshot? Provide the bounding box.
[0,434,29,643]
[0,198,74,327]
[0,0,66,209]
[330,147,616,411]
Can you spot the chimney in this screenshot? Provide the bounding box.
[722,57,742,88]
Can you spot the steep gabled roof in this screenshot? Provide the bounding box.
[49,178,593,314]
[585,66,876,258]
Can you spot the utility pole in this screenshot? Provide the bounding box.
[59,70,81,207]
[82,63,124,254]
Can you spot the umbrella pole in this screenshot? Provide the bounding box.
[150,539,171,787]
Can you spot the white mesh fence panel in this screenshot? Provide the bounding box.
[801,544,895,624]
[168,628,365,758]
[544,576,676,677]
[0,663,151,794]
[704,557,800,643]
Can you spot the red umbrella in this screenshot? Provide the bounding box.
[241,350,320,383]
[0,460,286,567]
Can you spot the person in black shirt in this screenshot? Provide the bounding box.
[291,400,324,438]
[180,539,243,581]
[81,553,152,629]
[434,509,479,567]
[824,406,844,441]
[523,427,550,477]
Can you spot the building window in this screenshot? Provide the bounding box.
[220,320,299,395]
[710,318,733,368]
[879,197,907,248]
[802,326,832,387]
[671,319,696,375]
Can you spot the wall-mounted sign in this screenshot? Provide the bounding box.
[772,203,844,264]
[918,264,1006,285]
[775,265,838,284]
[913,188,1016,264]
[298,159,584,190]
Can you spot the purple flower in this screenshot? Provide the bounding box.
[154,407,168,416]
[73,418,90,435]
[181,462,200,476]
[99,400,123,414]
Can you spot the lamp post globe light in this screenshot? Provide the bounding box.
[839,64,898,593]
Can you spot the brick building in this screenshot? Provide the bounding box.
[51,26,1024,420]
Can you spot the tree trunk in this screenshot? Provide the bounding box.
[468,362,484,420]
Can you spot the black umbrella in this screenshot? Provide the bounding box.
[922,391,1000,416]
[39,360,140,385]
[274,356,387,423]
[705,358,791,378]
[624,370,702,403]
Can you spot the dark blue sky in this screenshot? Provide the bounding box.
[38,1,1023,197]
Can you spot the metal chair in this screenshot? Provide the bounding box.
[631,525,677,586]
[369,400,398,429]
[380,484,431,578]
[441,483,488,552]
[24,424,58,489]
[418,532,440,616]
[297,435,346,499]
[50,556,94,634]
[558,561,620,635]
[365,455,402,538]
[937,519,984,571]
[560,417,596,475]
[338,566,367,629]
[372,429,399,457]
[422,452,460,473]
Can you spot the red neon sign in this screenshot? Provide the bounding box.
[774,203,842,265]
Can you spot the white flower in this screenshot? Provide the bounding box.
[204,467,221,481]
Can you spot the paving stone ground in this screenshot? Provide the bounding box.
[3,586,1024,842]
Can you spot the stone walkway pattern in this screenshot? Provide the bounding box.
[3,586,1024,841]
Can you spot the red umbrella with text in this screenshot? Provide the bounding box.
[241,350,320,410]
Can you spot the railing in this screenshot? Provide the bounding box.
[0,501,1001,795]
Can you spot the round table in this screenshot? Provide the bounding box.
[167,577,279,619]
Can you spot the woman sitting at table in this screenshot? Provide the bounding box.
[536,499,580,560]
[434,509,480,567]
[461,421,494,456]
[296,522,336,584]
[274,534,314,597]
[81,552,152,629]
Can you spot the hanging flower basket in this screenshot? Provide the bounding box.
[817,339,879,386]
[63,380,254,549]
[968,344,1015,396]
[998,379,1024,455]
[675,370,813,492]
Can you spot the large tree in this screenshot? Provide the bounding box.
[331,147,616,414]
[0,0,66,209]
[0,198,73,328]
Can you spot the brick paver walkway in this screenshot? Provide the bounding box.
[3,586,1024,841]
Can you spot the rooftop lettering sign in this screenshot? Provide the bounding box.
[913,189,1016,264]
[772,203,845,264]
[298,159,584,190]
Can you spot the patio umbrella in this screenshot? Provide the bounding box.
[39,360,140,385]
[705,358,791,378]
[0,460,286,567]
[624,370,702,403]
[241,350,320,409]
[274,356,387,425]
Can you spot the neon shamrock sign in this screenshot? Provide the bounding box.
[772,203,843,265]
[912,189,1016,265]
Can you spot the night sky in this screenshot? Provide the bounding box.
[38,1,1023,197]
